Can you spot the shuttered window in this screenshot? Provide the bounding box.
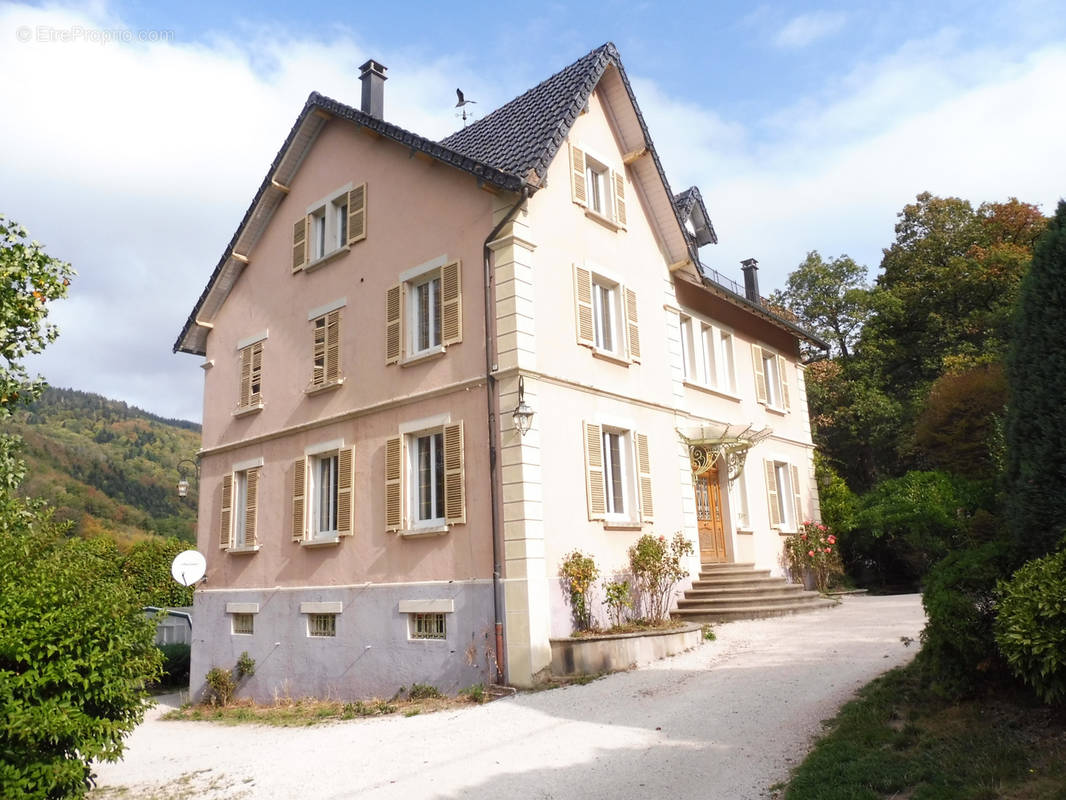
[385,261,462,365]
[238,341,263,409]
[220,467,260,551]
[291,447,354,543]
[292,182,367,273]
[569,144,627,228]
[765,459,800,531]
[753,345,791,412]
[584,422,650,524]
[309,310,341,390]
[573,266,640,363]
[385,423,466,533]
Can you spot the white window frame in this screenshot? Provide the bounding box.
[409,612,447,641]
[233,469,250,548]
[409,272,442,355]
[308,451,340,541]
[585,154,612,218]
[407,428,446,528]
[771,460,796,531]
[601,426,634,521]
[307,184,352,263]
[764,351,782,408]
[730,470,751,531]
[592,276,623,355]
[680,313,737,393]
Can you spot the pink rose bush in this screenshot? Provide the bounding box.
[784,520,844,593]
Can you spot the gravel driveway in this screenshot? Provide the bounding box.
[91,594,924,800]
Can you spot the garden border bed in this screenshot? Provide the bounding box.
[549,623,704,677]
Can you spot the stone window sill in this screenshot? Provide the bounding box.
[401,345,446,367]
[300,536,341,548]
[233,402,264,417]
[226,545,260,555]
[683,380,741,403]
[400,525,449,539]
[303,245,350,274]
[305,378,344,396]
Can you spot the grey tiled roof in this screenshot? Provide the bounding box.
[440,43,619,182]
[673,185,719,246]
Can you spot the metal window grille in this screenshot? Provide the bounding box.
[232,613,254,635]
[411,613,446,640]
[308,613,336,637]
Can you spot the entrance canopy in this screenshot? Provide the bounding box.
[677,422,773,482]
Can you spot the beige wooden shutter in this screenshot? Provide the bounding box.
[443,422,466,525]
[441,261,463,346]
[574,265,594,347]
[636,432,654,523]
[790,463,803,528]
[312,317,326,387]
[291,458,306,541]
[239,346,252,408]
[292,216,309,272]
[249,342,263,405]
[584,422,606,520]
[244,467,260,547]
[337,447,354,535]
[347,183,367,245]
[752,345,767,404]
[325,310,341,384]
[612,170,627,227]
[569,145,587,206]
[624,287,641,362]
[764,460,781,528]
[385,435,403,531]
[219,473,233,549]
[779,357,791,412]
[385,284,402,365]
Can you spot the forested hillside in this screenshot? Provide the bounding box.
[9,387,201,547]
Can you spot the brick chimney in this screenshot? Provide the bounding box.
[740,258,760,304]
[359,59,387,120]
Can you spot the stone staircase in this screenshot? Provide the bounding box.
[671,563,838,623]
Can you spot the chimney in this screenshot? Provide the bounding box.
[740,258,760,304]
[359,59,387,119]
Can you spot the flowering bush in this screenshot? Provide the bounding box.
[602,579,633,628]
[784,520,843,593]
[628,533,694,623]
[559,550,599,631]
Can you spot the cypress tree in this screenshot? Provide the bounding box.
[1005,199,1066,563]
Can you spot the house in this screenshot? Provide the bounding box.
[174,43,828,700]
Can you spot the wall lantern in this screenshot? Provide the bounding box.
[177,458,200,499]
[512,376,535,436]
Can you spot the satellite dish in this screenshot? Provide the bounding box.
[171,550,206,587]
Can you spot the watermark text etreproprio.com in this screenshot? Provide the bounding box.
[15,25,175,44]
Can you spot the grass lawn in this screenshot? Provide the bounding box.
[778,661,1066,799]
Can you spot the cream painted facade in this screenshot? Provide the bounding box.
[178,47,823,699]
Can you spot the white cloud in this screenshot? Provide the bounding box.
[773,11,846,49]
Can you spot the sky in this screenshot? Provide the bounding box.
[2,0,1064,423]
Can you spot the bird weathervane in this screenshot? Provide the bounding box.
[455,88,477,127]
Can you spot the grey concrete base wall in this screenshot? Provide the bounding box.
[550,624,703,676]
[189,581,495,703]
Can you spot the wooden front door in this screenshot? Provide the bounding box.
[695,466,729,564]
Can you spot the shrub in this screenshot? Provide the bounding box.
[559,550,599,631]
[407,683,442,700]
[784,521,843,593]
[203,651,255,706]
[918,541,1008,698]
[995,549,1066,704]
[157,643,191,687]
[628,533,694,623]
[602,579,633,628]
[461,684,486,704]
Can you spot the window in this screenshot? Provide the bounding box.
[308,309,341,391]
[753,345,792,411]
[232,613,254,635]
[573,266,640,362]
[291,446,353,543]
[679,314,736,393]
[237,340,263,411]
[583,422,653,523]
[308,613,336,637]
[410,613,446,640]
[292,183,366,272]
[385,422,465,534]
[569,144,626,227]
[730,470,750,530]
[219,465,260,551]
[764,459,802,532]
[385,260,462,364]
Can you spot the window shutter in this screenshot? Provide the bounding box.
[219,473,233,549]
[292,216,309,272]
[249,342,262,405]
[312,317,326,387]
[239,346,252,408]
[583,421,606,520]
[443,422,466,525]
[636,432,654,522]
[325,310,341,384]
[779,357,791,412]
[574,265,594,347]
[291,458,306,542]
[337,447,354,535]
[764,460,781,528]
[441,261,462,346]
[752,345,767,404]
[570,145,587,206]
[385,435,403,531]
[347,183,367,245]
[624,287,641,362]
[245,467,260,547]
[790,463,803,528]
[385,284,402,365]
[612,170,627,227]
